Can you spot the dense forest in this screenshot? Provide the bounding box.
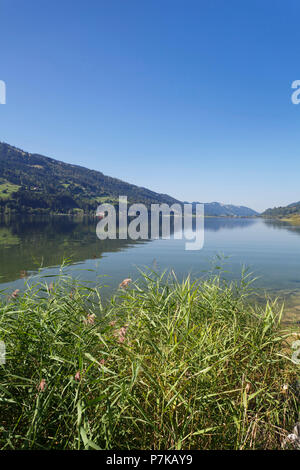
[0,142,179,214]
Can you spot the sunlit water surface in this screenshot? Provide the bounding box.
[1,216,300,322]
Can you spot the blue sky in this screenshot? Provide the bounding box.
[1,0,300,212]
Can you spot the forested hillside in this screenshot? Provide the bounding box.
[262,201,300,219]
[0,142,179,214]
[0,142,259,216]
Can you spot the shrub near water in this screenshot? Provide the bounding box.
[0,271,299,450]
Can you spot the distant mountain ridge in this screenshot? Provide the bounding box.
[188,201,258,217]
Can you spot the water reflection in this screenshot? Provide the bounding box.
[0,215,259,283]
[0,216,284,281]
[1,215,300,322]
[204,217,255,231]
[0,215,300,291]
[0,215,146,283]
[263,218,300,235]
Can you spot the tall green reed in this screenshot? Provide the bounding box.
[0,269,299,449]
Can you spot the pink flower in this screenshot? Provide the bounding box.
[83,313,96,325]
[11,289,19,299]
[38,378,46,392]
[119,278,132,289]
[114,325,128,343]
[74,371,81,381]
[99,359,105,366]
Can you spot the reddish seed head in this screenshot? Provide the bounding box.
[115,325,128,343]
[11,289,19,299]
[38,378,46,392]
[75,371,81,381]
[84,313,96,325]
[119,278,132,289]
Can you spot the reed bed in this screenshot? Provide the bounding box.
[0,270,299,449]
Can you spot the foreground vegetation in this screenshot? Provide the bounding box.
[0,271,299,450]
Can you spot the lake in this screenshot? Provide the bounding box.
[1,215,300,322]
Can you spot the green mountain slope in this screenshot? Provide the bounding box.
[0,142,180,214]
[0,142,259,217]
[262,201,300,220]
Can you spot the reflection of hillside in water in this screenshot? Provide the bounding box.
[204,217,256,231]
[0,215,258,284]
[263,218,300,236]
[170,216,255,235]
[0,215,147,283]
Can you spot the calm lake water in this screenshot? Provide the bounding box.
[1,215,300,321]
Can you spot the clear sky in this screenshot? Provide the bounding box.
[1,0,300,212]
